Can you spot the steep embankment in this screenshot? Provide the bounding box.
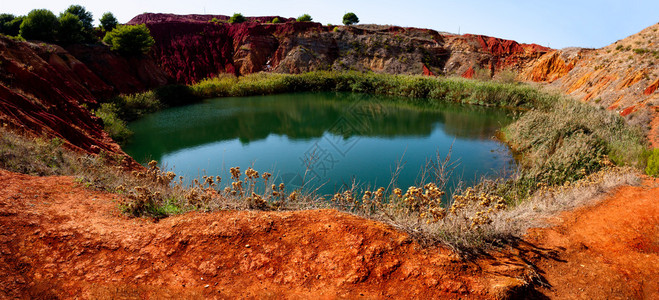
[521,23,659,144]
[0,35,170,159]
[128,13,550,84]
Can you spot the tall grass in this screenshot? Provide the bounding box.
[502,97,647,202]
[190,71,557,109]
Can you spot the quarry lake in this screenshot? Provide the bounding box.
[124,92,516,196]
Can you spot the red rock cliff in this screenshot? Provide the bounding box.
[0,35,170,160]
[128,13,551,84]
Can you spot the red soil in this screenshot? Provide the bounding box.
[0,170,532,299]
[527,178,659,299]
[1,169,657,299]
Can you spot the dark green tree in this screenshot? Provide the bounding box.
[0,14,23,36]
[57,13,84,44]
[228,13,246,24]
[19,9,59,42]
[64,5,93,31]
[296,14,312,22]
[342,12,359,25]
[103,24,155,56]
[4,16,24,36]
[64,5,94,41]
[99,12,118,32]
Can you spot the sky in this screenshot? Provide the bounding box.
[1,0,658,49]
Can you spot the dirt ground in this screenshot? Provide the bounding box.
[527,178,659,299]
[0,169,657,299]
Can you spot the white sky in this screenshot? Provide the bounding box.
[1,0,658,49]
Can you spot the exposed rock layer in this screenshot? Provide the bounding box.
[128,13,550,84]
[0,35,169,159]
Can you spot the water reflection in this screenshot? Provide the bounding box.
[124,92,515,195]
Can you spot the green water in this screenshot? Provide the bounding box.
[123,92,516,196]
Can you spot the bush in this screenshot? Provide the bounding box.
[342,12,359,25]
[646,148,659,177]
[271,17,281,24]
[57,13,84,44]
[99,12,118,32]
[297,14,312,22]
[103,24,155,55]
[504,97,646,189]
[19,9,59,42]
[94,103,133,144]
[228,13,246,24]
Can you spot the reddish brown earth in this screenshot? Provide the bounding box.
[527,178,659,299]
[1,171,657,299]
[0,169,536,299]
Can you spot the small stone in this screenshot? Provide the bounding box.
[205,284,210,288]
[245,244,250,248]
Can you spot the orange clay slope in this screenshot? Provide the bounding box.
[1,169,658,299]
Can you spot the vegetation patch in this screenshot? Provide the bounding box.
[502,97,646,202]
[190,71,557,109]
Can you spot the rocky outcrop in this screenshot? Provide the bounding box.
[521,23,659,118]
[0,35,170,159]
[128,13,551,84]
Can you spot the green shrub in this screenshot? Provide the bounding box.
[19,9,59,42]
[271,17,281,24]
[57,13,84,44]
[296,14,312,22]
[94,103,133,144]
[504,97,646,187]
[228,13,246,24]
[342,12,359,25]
[646,148,659,177]
[99,12,118,32]
[103,24,155,55]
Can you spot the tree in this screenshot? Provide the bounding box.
[228,13,246,24]
[4,16,24,36]
[57,13,84,44]
[0,14,23,36]
[271,17,281,24]
[19,9,59,42]
[296,14,312,22]
[103,24,155,56]
[342,12,359,25]
[64,5,93,32]
[99,12,118,32]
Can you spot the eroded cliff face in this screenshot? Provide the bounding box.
[128,13,550,84]
[521,23,659,118]
[0,35,170,160]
